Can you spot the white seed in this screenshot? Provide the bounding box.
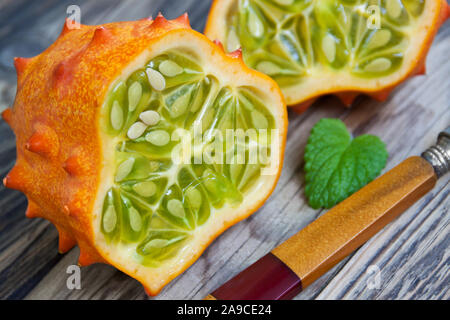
[386,0,402,18]
[127,121,147,139]
[145,130,170,146]
[406,1,421,14]
[227,29,241,52]
[110,101,123,130]
[149,161,160,172]
[139,110,160,126]
[103,205,117,233]
[167,199,185,218]
[115,157,135,182]
[186,187,202,210]
[146,68,166,91]
[128,82,142,112]
[256,61,282,76]
[239,164,260,189]
[364,58,392,72]
[159,60,183,77]
[322,34,336,63]
[251,110,269,129]
[367,29,392,50]
[143,239,170,253]
[218,113,232,131]
[203,169,217,194]
[201,108,215,131]
[204,179,217,194]
[190,89,203,113]
[133,181,157,197]
[170,92,190,118]
[128,207,142,232]
[248,10,264,38]
[230,155,244,184]
[274,0,294,5]
[230,164,243,184]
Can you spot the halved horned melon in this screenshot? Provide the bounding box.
[205,0,450,112]
[2,14,287,295]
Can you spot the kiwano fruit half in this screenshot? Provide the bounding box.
[2,14,287,295]
[205,0,450,112]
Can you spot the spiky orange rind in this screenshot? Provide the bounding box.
[3,14,287,295]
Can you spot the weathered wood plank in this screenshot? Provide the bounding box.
[315,180,449,300]
[0,0,448,300]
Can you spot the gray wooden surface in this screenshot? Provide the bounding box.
[0,0,448,300]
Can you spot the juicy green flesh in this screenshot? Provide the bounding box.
[101,51,276,266]
[226,0,426,87]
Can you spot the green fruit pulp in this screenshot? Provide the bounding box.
[101,50,276,266]
[225,0,425,87]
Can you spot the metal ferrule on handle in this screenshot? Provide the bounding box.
[422,127,450,178]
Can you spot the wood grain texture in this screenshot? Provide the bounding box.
[0,0,448,300]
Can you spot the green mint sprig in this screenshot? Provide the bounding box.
[304,118,388,209]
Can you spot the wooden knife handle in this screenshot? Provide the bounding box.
[207,156,436,300]
[272,156,436,288]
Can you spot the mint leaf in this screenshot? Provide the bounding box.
[304,118,388,209]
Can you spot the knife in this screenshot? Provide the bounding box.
[205,127,450,300]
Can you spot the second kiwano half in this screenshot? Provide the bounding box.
[2,14,287,294]
[206,0,449,111]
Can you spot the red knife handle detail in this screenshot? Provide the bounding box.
[209,253,302,300]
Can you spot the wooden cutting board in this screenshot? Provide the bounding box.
[0,0,448,300]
